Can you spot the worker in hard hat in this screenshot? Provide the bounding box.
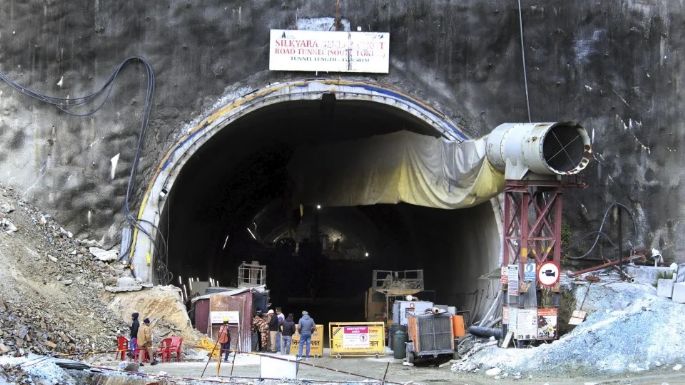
[218,318,231,362]
[267,309,279,353]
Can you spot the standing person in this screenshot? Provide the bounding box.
[252,311,269,351]
[267,309,279,353]
[280,313,295,355]
[297,310,316,360]
[218,318,231,362]
[128,312,139,359]
[275,308,285,353]
[137,318,157,366]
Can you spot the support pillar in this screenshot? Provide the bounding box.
[501,179,567,342]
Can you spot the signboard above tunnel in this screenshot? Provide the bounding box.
[269,29,389,73]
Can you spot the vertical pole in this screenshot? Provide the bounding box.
[503,191,512,266]
[520,191,529,265]
[519,191,529,307]
[618,207,623,279]
[216,337,222,377]
[385,294,390,330]
[554,190,563,266]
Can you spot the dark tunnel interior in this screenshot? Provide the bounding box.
[157,97,501,329]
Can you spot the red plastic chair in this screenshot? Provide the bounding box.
[157,337,173,362]
[115,336,129,360]
[168,336,183,362]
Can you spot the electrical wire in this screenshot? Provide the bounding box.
[516,0,532,123]
[0,57,169,281]
[567,202,638,260]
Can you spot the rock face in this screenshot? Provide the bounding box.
[0,1,682,261]
[108,285,202,345]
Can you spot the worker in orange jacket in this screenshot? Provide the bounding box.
[218,318,231,362]
[137,318,158,366]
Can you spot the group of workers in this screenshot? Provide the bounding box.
[127,308,316,365]
[128,312,158,366]
[250,307,316,360]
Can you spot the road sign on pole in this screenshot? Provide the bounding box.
[538,262,560,287]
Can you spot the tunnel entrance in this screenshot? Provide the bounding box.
[152,93,500,329]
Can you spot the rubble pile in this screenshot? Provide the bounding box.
[0,363,32,385]
[0,185,130,358]
[452,278,685,375]
[108,286,202,345]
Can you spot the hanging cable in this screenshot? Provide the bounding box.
[516,0,532,123]
[0,57,167,276]
[567,202,638,260]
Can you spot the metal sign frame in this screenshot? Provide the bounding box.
[501,179,584,342]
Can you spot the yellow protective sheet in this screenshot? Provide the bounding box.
[288,130,504,209]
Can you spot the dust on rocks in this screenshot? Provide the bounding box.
[0,185,130,359]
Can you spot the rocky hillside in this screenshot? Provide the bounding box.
[0,185,129,357]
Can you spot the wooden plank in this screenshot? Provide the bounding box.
[501,330,514,348]
[568,310,587,326]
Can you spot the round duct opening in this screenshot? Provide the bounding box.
[542,123,592,174]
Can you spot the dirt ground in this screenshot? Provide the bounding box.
[89,350,685,385]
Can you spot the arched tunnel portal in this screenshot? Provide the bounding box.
[132,80,502,326]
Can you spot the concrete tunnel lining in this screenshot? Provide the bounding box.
[130,79,502,321]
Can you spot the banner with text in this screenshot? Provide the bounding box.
[269,30,389,73]
[329,322,385,357]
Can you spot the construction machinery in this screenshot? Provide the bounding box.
[406,311,455,365]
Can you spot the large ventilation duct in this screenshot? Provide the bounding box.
[485,122,592,180]
[288,122,591,210]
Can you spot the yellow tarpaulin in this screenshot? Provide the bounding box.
[288,130,504,209]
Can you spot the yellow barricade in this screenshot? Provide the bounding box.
[329,322,385,357]
[289,324,324,357]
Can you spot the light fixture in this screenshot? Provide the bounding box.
[247,228,257,240]
[364,252,370,257]
[316,204,322,210]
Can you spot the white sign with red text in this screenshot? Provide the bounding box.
[269,30,389,73]
[342,326,370,348]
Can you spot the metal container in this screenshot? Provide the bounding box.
[392,300,434,326]
[388,324,407,350]
[393,330,408,359]
[388,324,398,350]
[406,313,454,364]
[452,315,466,338]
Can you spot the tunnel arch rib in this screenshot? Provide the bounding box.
[130,79,476,282]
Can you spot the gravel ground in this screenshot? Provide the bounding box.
[452,277,685,376]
